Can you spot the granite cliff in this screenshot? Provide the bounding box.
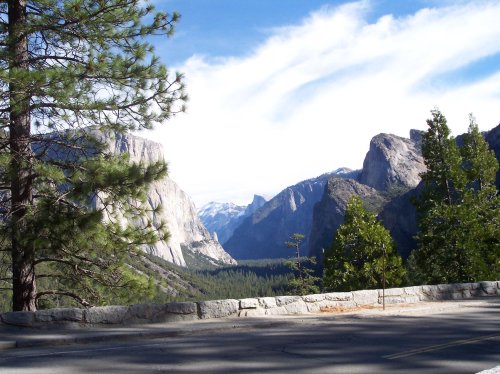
[308,130,425,260]
[105,132,236,267]
[358,130,425,192]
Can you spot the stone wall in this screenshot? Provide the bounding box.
[1,281,498,328]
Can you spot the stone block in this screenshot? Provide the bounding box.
[438,283,467,292]
[1,311,34,327]
[258,297,277,309]
[35,308,84,323]
[165,302,197,315]
[283,299,309,315]
[470,288,488,297]
[302,294,325,303]
[449,292,464,300]
[421,285,439,300]
[239,298,259,309]
[324,292,353,301]
[379,287,404,297]
[381,296,420,304]
[264,306,286,316]
[480,281,497,295]
[125,303,164,322]
[85,305,129,324]
[198,299,239,319]
[403,286,424,297]
[305,302,322,313]
[352,290,379,305]
[276,296,301,307]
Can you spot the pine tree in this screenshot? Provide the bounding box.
[323,196,405,292]
[0,1,186,311]
[410,111,499,284]
[285,233,320,295]
[419,108,465,207]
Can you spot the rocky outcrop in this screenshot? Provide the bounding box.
[358,132,426,192]
[198,195,268,245]
[224,169,359,260]
[485,123,500,188]
[107,133,236,267]
[377,184,422,260]
[308,178,388,259]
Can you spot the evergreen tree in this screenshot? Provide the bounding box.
[0,1,186,311]
[323,196,405,292]
[410,111,499,284]
[285,233,320,295]
[419,108,465,206]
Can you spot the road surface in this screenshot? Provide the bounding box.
[0,298,498,373]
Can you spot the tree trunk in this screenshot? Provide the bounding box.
[8,0,37,311]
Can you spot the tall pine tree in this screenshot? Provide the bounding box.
[0,1,186,311]
[410,111,499,284]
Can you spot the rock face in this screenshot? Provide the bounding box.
[198,195,267,245]
[107,133,236,267]
[485,123,500,189]
[358,132,426,192]
[377,184,422,260]
[308,178,388,259]
[224,169,359,259]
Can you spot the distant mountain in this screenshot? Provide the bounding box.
[223,168,360,260]
[308,131,425,260]
[309,124,500,261]
[212,123,500,263]
[198,195,267,244]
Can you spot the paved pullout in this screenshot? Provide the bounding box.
[0,298,499,373]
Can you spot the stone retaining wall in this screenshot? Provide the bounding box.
[1,281,498,328]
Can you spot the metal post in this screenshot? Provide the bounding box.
[382,243,386,311]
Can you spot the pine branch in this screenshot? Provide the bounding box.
[36,290,91,307]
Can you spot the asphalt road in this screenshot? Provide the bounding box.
[0,299,499,373]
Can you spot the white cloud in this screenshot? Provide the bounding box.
[146,0,500,207]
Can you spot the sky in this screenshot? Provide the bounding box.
[141,0,500,207]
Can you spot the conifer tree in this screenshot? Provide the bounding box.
[285,233,320,295]
[323,196,405,292]
[0,1,186,311]
[410,111,499,284]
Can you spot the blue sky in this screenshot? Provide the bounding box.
[144,0,500,207]
[160,0,439,64]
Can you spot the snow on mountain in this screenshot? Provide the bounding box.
[198,202,246,219]
[199,195,267,245]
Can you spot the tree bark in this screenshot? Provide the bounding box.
[8,0,37,311]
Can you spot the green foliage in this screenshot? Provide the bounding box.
[323,196,406,291]
[0,1,186,311]
[285,233,321,295]
[410,111,499,284]
[0,254,298,312]
[419,108,465,206]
